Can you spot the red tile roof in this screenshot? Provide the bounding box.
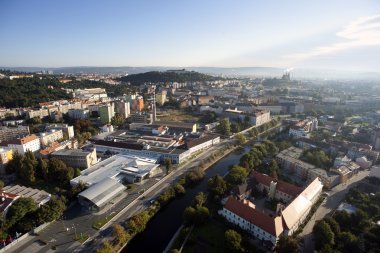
[224,196,283,237]
[6,134,38,145]
[250,171,303,198]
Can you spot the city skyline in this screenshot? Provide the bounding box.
[1,0,380,72]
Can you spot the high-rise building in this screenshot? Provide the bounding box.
[136,97,144,112]
[115,101,131,119]
[99,104,114,124]
[156,90,167,106]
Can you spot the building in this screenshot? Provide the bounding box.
[46,124,75,139]
[2,185,51,207]
[156,91,167,106]
[276,147,340,188]
[369,165,380,179]
[0,191,20,217]
[39,139,78,158]
[51,148,98,169]
[223,109,271,127]
[3,135,41,154]
[68,109,89,119]
[0,126,30,142]
[26,109,49,119]
[0,148,13,174]
[250,171,303,203]
[99,104,115,124]
[136,96,144,112]
[219,177,323,246]
[71,154,160,211]
[114,100,130,119]
[39,129,63,148]
[289,117,318,138]
[152,121,197,134]
[74,88,107,101]
[129,112,153,124]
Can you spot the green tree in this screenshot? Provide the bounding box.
[313,220,335,250]
[249,128,259,138]
[0,180,3,189]
[173,183,185,194]
[275,235,301,253]
[336,232,364,253]
[269,159,279,179]
[235,133,247,146]
[96,240,113,253]
[224,229,242,252]
[36,197,66,224]
[6,197,37,228]
[193,206,210,225]
[226,166,248,186]
[5,150,23,174]
[111,113,125,128]
[164,158,172,175]
[36,158,49,181]
[183,206,196,225]
[19,150,38,185]
[218,118,231,136]
[192,192,206,207]
[207,175,227,197]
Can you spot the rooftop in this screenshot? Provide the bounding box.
[2,185,51,205]
[52,148,93,157]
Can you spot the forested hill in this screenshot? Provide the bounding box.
[0,76,135,108]
[118,71,220,85]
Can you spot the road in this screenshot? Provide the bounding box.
[301,170,370,253]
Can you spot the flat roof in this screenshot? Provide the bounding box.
[70,154,159,187]
[52,149,93,157]
[2,185,51,204]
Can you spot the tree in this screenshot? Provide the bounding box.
[269,160,279,179]
[226,166,248,186]
[173,183,185,194]
[0,180,3,189]
[5,150,22,174]
[36,197,66,224]
[36,158,49,181]
[193,206,210,225]
[6,197,37,228]
[19,151,38,185]
[183,206,196,225]
[249,128,259,137]
[96,240,113,253]
[275,235,301,253]
[112,224,129,245]
[224,229,242,252]
[207,175,227,197]
[192,192,206,207]
[164,158,172,175]
[48,158,74,187]
[235,133,247,146]
[218,118,231,136]
[323,217,340,235]
[336,232,364,253]
[111,113,125,128]
[313,220,335,250]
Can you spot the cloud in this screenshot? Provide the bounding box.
[286,14,380,61]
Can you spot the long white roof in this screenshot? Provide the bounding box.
[78,178,126,208]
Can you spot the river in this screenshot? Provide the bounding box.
[123,145,251,253]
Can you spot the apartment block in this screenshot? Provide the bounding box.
[0,125,30,142]
[51,148,98,169]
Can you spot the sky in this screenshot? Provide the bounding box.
[0,0,380,71]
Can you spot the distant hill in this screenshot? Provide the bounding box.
[118,70,221,85]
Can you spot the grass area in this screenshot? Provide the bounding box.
[182,220,227,253]
[74,233,89,243]
[92,213,116,230]
[157,109,200,122]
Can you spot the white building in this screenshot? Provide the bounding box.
[39,129,63,148]
[5,135,41,154]
[46,124,75,139]
[115,100,131,119]
[219,178,323,246]
[68,109,89,119]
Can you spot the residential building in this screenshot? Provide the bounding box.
[68,109,89,119]
[276,147,340,188]
[46,124,75,139]
[289,117,318,138]
[115,100,130,119]
[99,104,114,124]
[136,96,144,112]
[74,88,107,101]
[0,125,29,142]
[26,109,49,119]
[51,148,97,169]
[3,134,41,154]
[0,148,13,174]
[39,129,63,148]
[156,91,167,106]
[129,113,153,124]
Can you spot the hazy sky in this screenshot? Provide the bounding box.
[1,0,380,71]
